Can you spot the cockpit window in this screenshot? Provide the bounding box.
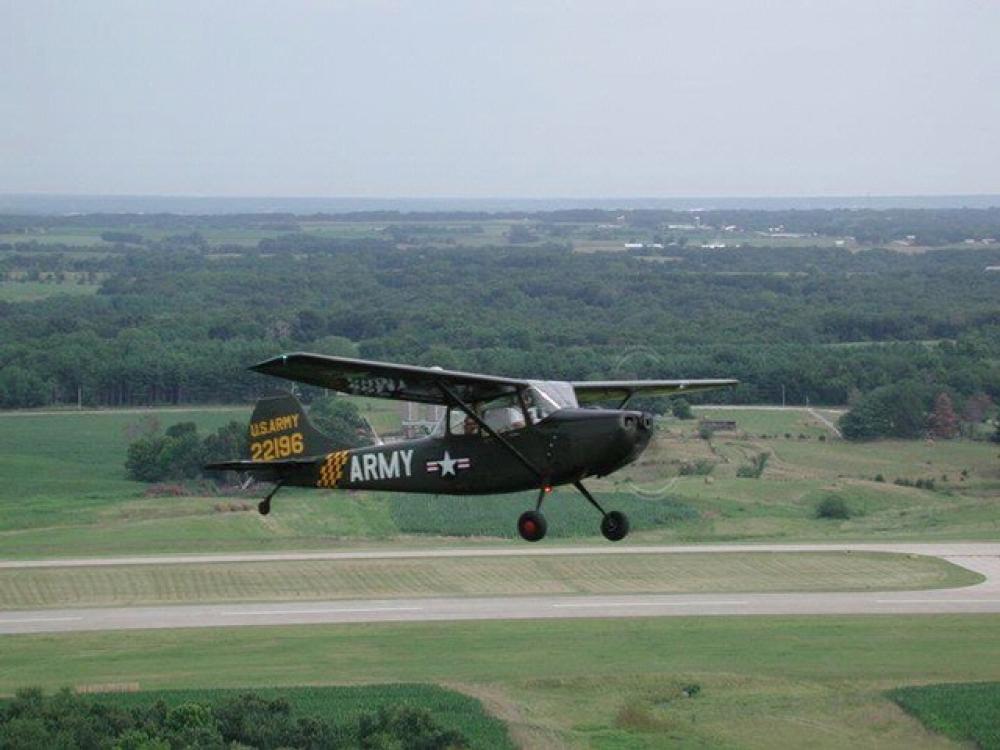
[481,394,527,433]
[438,394,527,436]
[431,382,576,436]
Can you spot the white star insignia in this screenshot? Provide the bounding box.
[437,451,458,477]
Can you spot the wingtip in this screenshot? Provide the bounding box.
[249,353,292,373]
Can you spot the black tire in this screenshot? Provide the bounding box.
[517,510,547,542]
[258,500,271,516]
[600,511,629,542]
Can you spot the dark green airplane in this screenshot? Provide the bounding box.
[206,353,737,542]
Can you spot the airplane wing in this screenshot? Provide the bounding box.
[250,353,529,406]
[571,379,739,405]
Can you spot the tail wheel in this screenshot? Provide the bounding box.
[600,511,629,542]
[517,510,547,542]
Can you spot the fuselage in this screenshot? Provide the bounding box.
[295,407,654,495]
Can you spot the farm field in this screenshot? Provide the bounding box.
[1,405,998,557]
[3,615,999,748]
[890,681,1000,749]
[0,551,977,609]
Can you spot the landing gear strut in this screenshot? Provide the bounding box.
[515,483,630,542]
[574,481,630,542]
[257,481,283,516]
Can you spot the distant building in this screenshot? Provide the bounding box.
[699,419,738,431]
[985,266,1000,273]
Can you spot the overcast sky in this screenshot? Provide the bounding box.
[2,0,999,198]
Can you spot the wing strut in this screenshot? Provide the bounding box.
[436,381,546,483]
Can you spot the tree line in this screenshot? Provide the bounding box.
[0,688,468,749]
[1,229,998,421]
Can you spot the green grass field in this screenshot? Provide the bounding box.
[0,406,998,557]
[890,681,1000,749]
[3,615,999,748]
[0,551,977,609]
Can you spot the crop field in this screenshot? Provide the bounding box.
[0,406,998,558]
[3,615,1000,748]
[890,681,1000,749]
[0,551,977,609]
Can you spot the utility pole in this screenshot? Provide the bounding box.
[781,384,786,408]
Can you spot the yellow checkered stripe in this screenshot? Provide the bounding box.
[317,450,350,488]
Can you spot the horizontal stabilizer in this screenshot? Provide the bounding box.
[204,457,317,480]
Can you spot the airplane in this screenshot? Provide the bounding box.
[205,353,737,542]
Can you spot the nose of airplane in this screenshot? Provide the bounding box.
[619,411,654,429]
[618,411,654,450]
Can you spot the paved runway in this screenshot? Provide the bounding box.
[1,543,998,634]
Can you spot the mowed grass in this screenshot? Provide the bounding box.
[389,488,697,538]
[0,407,248,505]
[690,406,840,439]
[1,405,998,558]
[890,681,1000,749]
[3,615,1000,748]
[95,684,513,750]
[0,551,977,609]
[607,407,1000,543]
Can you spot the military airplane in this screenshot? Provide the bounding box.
[206,353,737,542]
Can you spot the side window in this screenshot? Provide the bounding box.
[447,396,526,437]
[448,407,481,436]
[481,395,526,434]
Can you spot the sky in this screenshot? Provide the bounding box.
[2,0,999,199]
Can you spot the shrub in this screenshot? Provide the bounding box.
[698,423,715,440]
[736,452,769,479]
[678,460,715,476]
[816,495,851,519]
[874,473,885,482]
[681,683,701,698]
[126,421,248,483]
[671,398,694,420]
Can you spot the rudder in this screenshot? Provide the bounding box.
[248,393,336,461]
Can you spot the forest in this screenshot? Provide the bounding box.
[1,210,998,435]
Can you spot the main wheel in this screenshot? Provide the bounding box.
[257,500,271,516]
[600,511,629,542]
[517,510,547,542]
